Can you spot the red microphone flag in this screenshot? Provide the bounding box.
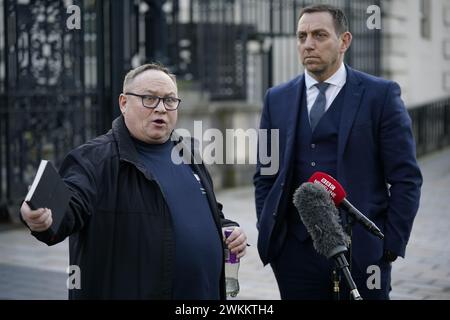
[308,172,346,206]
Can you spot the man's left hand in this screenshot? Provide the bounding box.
[383,250,398,262]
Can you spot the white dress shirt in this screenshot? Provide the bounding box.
[304,63,347,117]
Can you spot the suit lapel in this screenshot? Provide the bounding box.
[337,66,364,171]
[283,76,305,171]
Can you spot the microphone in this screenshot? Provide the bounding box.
[293,182,362,300]
[308,172,384,240]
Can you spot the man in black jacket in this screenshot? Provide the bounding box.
[20,63,247,299]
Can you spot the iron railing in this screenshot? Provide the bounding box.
[409,98,450,157]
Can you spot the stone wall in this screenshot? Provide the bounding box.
[382,0,450,107]
[176,89,262,190]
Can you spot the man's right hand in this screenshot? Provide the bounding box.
[20,202,53,232]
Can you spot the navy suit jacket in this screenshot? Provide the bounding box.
[254,66,422,272]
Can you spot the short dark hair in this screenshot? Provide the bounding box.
[299,4,349,35]
[122,62,176,91]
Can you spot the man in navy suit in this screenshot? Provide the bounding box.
[254,4,422,300]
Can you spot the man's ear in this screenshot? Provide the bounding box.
[340,31,352,53]
[119,94,127,114]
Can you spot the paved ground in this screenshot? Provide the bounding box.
[1,146,450,300]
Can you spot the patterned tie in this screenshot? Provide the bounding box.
[309,82,330,131]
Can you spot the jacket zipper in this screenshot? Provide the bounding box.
[121,158,170,204]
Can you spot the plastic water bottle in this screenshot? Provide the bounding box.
[224,229,240,297]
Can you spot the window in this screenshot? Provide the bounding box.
[444,40,450,60]
[444,6,450,27]
[444,72,450,91]
[420,0,431,39]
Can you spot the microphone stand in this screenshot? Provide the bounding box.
[332,209,349,301]
[346,214,354,300]
[332,269,341,300]
[334,253,362,300]
[328,245,362,300]
[336,209,358,300]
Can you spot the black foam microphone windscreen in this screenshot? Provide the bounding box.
[293,182,350,259]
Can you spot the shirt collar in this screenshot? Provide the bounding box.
[304,63,347,90]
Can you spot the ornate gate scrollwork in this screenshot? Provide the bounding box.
[1,0,102,213]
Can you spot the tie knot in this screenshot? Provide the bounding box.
[315,82,330,94]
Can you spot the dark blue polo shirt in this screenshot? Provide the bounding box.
[134,138,222,299]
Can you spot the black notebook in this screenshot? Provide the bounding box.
[25,160,72,234]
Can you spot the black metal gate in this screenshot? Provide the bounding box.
[0,0,107,217]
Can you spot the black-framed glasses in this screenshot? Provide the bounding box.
[124,92,181,111]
